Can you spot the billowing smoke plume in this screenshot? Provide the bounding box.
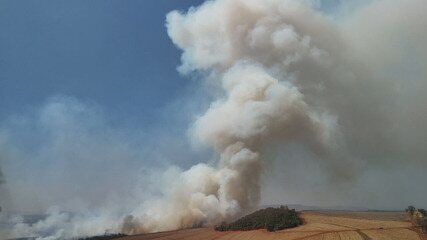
[127,0,427,232]
[122,62,337,232]
[5,0,427,239]
[119,0,346,232]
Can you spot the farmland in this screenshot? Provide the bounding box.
[117,211,425,240]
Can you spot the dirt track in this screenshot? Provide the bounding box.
[118,211,425,240]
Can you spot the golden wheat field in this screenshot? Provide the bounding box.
[117,211,426,240]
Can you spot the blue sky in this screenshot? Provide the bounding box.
[0,1,215,213]
[1,0,426,220]
[0,0,206,126]
[0,1,211,212]
[0,0,344,126]
[1,0,380,214]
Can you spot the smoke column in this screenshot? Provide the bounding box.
[118,0,348,233]
[128,0,427,232]
[7,0,427,238]
[123,65,333,233]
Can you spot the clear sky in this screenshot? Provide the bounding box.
[0,0,205,125]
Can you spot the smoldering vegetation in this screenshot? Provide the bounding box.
[1,0,427,239]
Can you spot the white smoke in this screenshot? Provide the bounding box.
[4,0,427,239]
[130,0,427,231]
[121,0,342,232]
[123,63,333,232]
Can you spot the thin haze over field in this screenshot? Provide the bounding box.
[1,0,427,239]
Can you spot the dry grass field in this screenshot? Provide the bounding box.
[118,211,426,240]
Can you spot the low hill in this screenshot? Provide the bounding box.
[215,206,302,232]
